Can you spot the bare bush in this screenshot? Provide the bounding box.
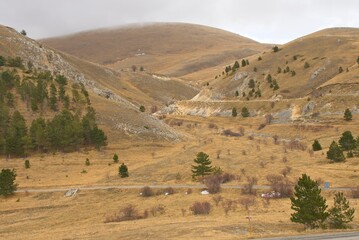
[272,135,279,144]
[222,199,237,216]
[239,197,255,211]
[208,123,218,129]
[150,105,158,114]
[212,195,223,206]
[216,150,221,159]
[282,156,288,163]
[286,139,307,151]
[222,129,242,137]
[258,123,266,130]
[104,204,142,223]
[221,172,236,183]
[266,174,293,198]
[259,161,267,168]
[316,178,324,186]
[140,186,154,197]
[239,127,245,135]
[308,149,314,157]
[203,175,222,194]
[190,201,211,215]
[150,204,165,217]
[242,176,258,195]
[262,197,270,208]
[242,150,247,155]
[352,187,359,198]
[281,166,292,177]
[248,135,255,140]
[265,114,273,124]
[186,188,192,194]
[181,208,187,217]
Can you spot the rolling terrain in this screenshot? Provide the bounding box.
[1,23,359,239]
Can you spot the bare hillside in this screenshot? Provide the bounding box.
[41,23,269,79]
[206,27,359,100]
[0,25,193,141]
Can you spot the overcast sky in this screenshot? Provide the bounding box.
[1,0,359,43]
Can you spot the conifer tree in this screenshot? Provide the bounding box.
[191,152,213,179]
[339,131,357,151]
[119,163,129,178]
[344,108,352,121]
[328,192,355,229]
[233,60,240,69]
[241,107,250,118]
[113,153,119,163]
[0,168,17,196]
[327,141,345,162]
[232,107,237,117]
[290,174,328,229]
[312,139,322,151]
[241,59,246,67]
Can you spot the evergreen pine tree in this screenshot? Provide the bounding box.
[235,90,239,97]
[339,131,357,151]
[327,141,345,162]
[328,192,355,229]
[233,60,240,69]
[49,83,57,111]
[312,139,322,151]
[232,107,237,117]
[119,163,129,178]
[241,59,246,67]
[241,107,250,118]
[0,168,17,196]
[24,159,30,169]
[290,174,329,229]
[113,153,119,163]
[191,152,213,179]
[344,108,352,121]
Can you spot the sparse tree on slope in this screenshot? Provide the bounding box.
[191,152,213,179]
[327,141,345,162]
[344,108,352,121]
[290,174,328,229]
[339,131,357,151]
[119,163,129,178]
[0,169,17,196]
[312,139,322,151]
[232,107,237,117]
[328,192,355,229]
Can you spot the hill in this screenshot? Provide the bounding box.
[205,27,359,101]
[41,23,269,81]
[0,25,195,142]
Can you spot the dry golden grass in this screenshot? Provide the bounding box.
[1,114,359,239]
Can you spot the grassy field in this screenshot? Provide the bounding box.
[1,113,359,239]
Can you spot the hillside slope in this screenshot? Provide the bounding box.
[206,27,359,100]
[0,25,190,141]
[41,23,269,81]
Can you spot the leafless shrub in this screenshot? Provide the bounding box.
[351,187,359,198]
[208,123,218,129]
[222,199,237,216]
[239,197,255,211]
[258,123,266,130]
[140,186,154,197]
[242,176,258,195]
[150,105,158,114]
[181,208,187,217]
[272,135,279,144]
[266,174,293,198]
[248,135,255,140]
[240,168,246,176]
[270,155,276,161]
[104,204,142,223]
[286,139,307,151]
[239,127,245,135]
[281,166,292,177]
[216,150,221,159]
[222,129,242,137]
[282,156,288,163]
[316,178,324,186]
[242,150,247,155]
[203,175,222,194]
[259,161,267,168]
[227,149,231,155]
[150,204,165,217]
[220,172,236,183]
[186,188,192,195]
[308,149,314,157]
[256,145,261,151]
[270,101,275,109]
[190,201,211,215]
[262,197,270,208]
[212,195,223,206]
[186,124,192,129]
[265,114,273,124]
